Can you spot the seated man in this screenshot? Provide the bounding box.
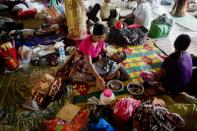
[107,9,119,28]
[86,0,116,23]
[121,0,152,30]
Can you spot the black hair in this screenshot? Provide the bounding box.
[174,34,191,51]
[93,23,107,36]
[170,34,191,60]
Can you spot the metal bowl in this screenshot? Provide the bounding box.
[107,80,124,92]
[127,83,144,95]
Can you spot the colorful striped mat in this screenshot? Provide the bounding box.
[73,41,165,106]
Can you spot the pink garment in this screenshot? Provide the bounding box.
[114,97,141,121]
[79,35,105,58]
[128,24,142,28]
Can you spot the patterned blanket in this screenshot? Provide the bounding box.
[73,41,165,106]
[0,66,66,130]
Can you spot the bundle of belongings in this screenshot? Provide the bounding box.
[8,24,63,48]
[0,18,21,71]
[87,97,141,131]
[134,101,185,131]
[44,105,89,131]
[1,0,37,18]
[0,23,66,69]
[110,21,148,46]
[0,16,24,33]
[149,14,173,38]
[22,73,67,110]
[86,96,186,131]
[0,41,19,71]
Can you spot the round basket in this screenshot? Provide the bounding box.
[107,80,124,92]
[127,83,144,95]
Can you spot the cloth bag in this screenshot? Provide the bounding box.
[110,24,148,46]
[149,14,173,38]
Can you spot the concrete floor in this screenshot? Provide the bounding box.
[152,5,197,56]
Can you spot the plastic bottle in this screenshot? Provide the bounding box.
[22,59,29,71]
[54,40,66,65]
[22,52,31,72]
[59,46,66,64]
[100,89,115,105]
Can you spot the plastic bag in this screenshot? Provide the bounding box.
[0,41,19,70]
[0,41,17,59]
[149,22,172,38]
[149,14,173,38]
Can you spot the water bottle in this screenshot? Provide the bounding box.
[22,59,29,73]
[22,51,31,72]
[59,46,66,65]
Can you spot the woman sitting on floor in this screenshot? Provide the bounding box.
[154,34,193,94]
[57,24,129,90]
[68,49,129,89]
